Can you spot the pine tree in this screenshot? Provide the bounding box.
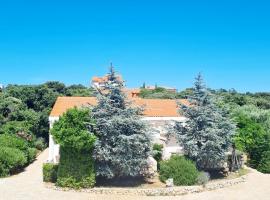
[175,74,235,170]
[92,66,151,179]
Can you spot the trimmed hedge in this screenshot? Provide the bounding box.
[0,147,27,177]
[43,163,58,183]
[159,155,199,186]
[56,147,95,189]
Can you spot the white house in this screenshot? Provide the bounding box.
[48,96,188,163]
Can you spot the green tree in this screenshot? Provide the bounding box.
[92,67,151,179]
[175,74,235,170]
[51,108,96,188]
[233,113,266,152]
[51,108,96,150]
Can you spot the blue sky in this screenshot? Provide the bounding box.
[0,0,270,92]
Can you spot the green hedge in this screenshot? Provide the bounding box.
[159,155,199,186]
[257,151,270,173]
[56,147,95,189]
[0,147,27,177]
[43,163,58,183]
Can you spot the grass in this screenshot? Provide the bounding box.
[226,168,250,180]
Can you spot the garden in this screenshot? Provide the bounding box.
[0,68,269,192]
[42,69,256,192]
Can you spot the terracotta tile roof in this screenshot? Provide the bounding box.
[50,97,189,118]
[92,75,123,83]
[50,97,97,117]
[92,76,108,83]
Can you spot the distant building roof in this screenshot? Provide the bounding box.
[91,75,123,84]
[50,97,189,118]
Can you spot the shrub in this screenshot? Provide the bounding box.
[0,134,37,163]
[43,163,58,183]
[0,147,27,177]
[159,155,199,186]
[0,134,29,153]
[34,138,46,151]
[197,172,210,186]
[152,144,163,170]
[257,151,270,174]
[27,148,37,163]
[56,147,95,189]
[51,108,96,150]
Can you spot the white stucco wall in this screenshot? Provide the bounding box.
[48,116,186,163]
[48,117,60,163]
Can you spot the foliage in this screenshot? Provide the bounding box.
[159,155,199,186]
[0,134,29,153]
[175,74,235,170]
[197,172,210,186]
[34,138,46,151]
[57,147,95,189]
[0,134,37,163]
[27,148,37,163]
[3,82,94,143]
[233,113,265,152]
[93,67,151,179]
[0,121,31,135]
[257,151,270,173]
[139,87,176,99]
[232,105,270,169]
[152,144,163,170]
[51,108,96,150]
[65,84,95,97]
[51,108,96,188]
[0,147,27,177]
[43,163,58,183]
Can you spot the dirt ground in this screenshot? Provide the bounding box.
[1,149,270,200]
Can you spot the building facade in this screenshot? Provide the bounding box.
[48,97,187,163]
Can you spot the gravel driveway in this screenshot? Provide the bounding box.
[1,149,270,200]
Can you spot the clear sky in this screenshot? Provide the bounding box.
[0,0,270,92]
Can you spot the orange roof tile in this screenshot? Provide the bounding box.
[50,97,189,118]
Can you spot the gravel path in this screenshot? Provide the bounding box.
[1,149,270,200]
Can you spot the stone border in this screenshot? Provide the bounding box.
[47,175,247,196]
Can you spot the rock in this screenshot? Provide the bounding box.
[166,178,174,187]
[147,156,157,175]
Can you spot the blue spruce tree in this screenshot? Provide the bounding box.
[175,74,235,170]
[92,66,151,179]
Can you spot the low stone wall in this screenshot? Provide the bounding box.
[48,175,247,196]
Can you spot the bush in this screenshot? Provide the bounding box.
[0,134,37,163]
[257,151,270,174]
[0,147,27,177]
[43,163,58,183]
[159,155,199,186]
[51,108,96,150]
[27,148,37,163]
[56,147,95,189]
[0,134,29,153]
[197,172,210,186]
[152,144,163,170]
[34,138,46,151]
